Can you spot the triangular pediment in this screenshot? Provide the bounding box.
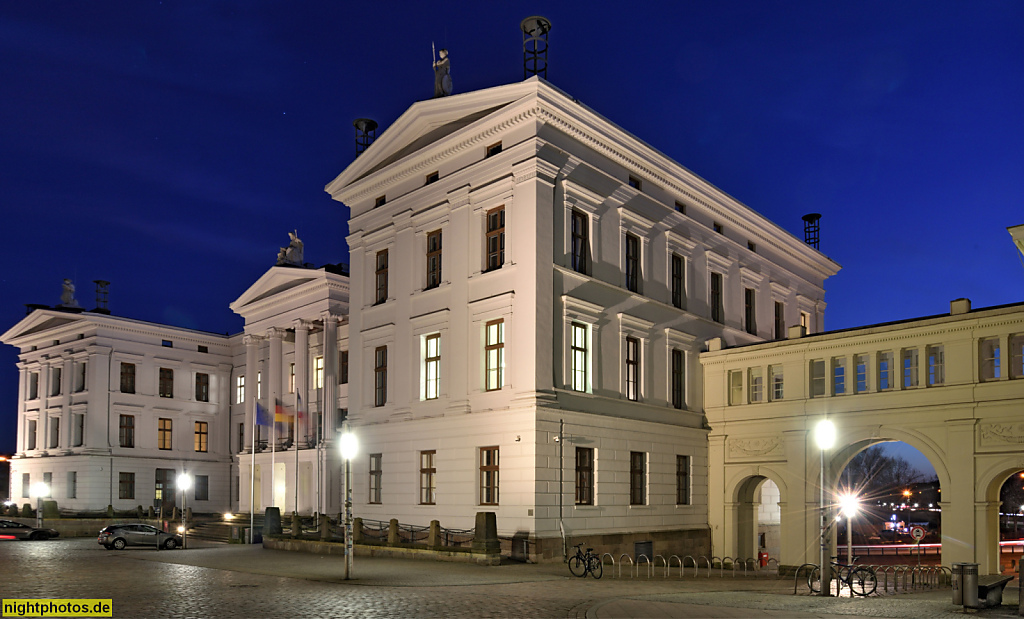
[229,266,322,314]
[0,311,85,346]
[326,79,541,194]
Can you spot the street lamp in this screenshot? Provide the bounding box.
[814,419,836,597]
[339,430,358,580]
[177,473,192,549]
[30,482,50,530]
[839,493,859,566]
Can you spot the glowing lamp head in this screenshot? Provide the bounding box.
[902,489,911,498]
[814,419,836,450]
[30,482,49,498]
[339,432,358,460]
[177,526,185,533]
[840,493,860,518]
[177,474,192,491]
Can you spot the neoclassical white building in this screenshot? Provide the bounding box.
[325,77,838,559]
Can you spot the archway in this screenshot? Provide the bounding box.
[727,472,787,564]
[980,462,1024,576]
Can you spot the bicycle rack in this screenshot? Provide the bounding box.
[793,563,818,595]
[743,557,757,577]
[636,554,652,578]
[679,555,696,577]
[877,565,897,594]
[667,555,683,578]
[601,553,615,577]
[764,557,780,578]
[651,555,667,578]
[617,553,633,579]
[698,556,711,578]
[711,556,723,576]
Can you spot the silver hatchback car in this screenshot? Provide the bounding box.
[98,524,182,550]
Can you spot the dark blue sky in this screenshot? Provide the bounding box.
[2,2,1022,474]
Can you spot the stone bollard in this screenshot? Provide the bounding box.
[42,500,59,519]
[388,519,400,546]
[428,520,441,548]
[137,505,144,518]
[291,512,301,539]
[263,507,282,537]
[186,507,193,526]
[22,504,33,518]
[172,507,180,521]
[472,512,500,554]
[320,515,330,541]
[353,517,363,543]
[107,505,114,518]
[148,506,155,518]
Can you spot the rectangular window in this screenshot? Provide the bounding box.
[713,222,724,235]
[485,141,502,158]
[159,368,173,398]
[832,357,846,395]
[288,363,295,393]
[116,363,133,394]
[571,323,588,392]
[625,336,640,401]
[375,249,389,304]
[195,372,209,402]
[340,351,349,385]
[980,337,1001,381]
[238,423,245,454]
[902,348,919,388]
[67,471,77,499]
[927,345,945,386]
[748,241,757,252]
[710,272,724,323]
[485,319,504,391]
[74,362,87,392]
[118,472,135,500]
[748,367,763,403]
[194,421,208,453]
[235,375,245,404]
[426,230,442,289]
[419,450,436,505]
[162,340,172,348]
[744,288,757,335]
[774,302,785,339]
[49,417,59,448]
[728,370,744,405]
[374,346,388,407]
[72,413,84,447]
[628,175,642,190]
[425,171,439,185]
[22,473,30,498]
[485,206,505,271]
[374,195,386,208]
[479,447,499,506]
[51,367,62,396]
[158,418,172,450]
[809,360,826,398]
[855,354,869,393]
[571,210,588,274]
[575,447,594,505]
[630,451,646,505]
[314,357,324,389]
[369,454,382,504]
[424,334,440,400]
[1010,335,1024,379]
[27,419,37,450]
[769,365,784,401]
[625,233,640,293]
[257,371,262,399]
[671,254,684,309]
[800,311,811,330]
[671,349,685,409]
[198,345,208,354]
[194,475,209,501]
[878,351,894,390]
[676,455,690,505]
[119,415,134,448]
[28,372,39,400]
[675,201,686,214]
[43,472,51,497]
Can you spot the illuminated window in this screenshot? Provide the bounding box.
[158,418,172,450]
[314,357,323,389]
[194,421,208,453]
[419,450,436,505]
[485,319,504,391]
[479,447,499,506]
[369,454,382,504]
[424,334,440,400]
[485,207,505,271]
[570,323,588,392]
[235,375,245,404]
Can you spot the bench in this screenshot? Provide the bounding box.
[976,574,1014,607]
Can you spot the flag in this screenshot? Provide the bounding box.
[274,398,295,424]
[255,402,272,427]
[296,392,305,420]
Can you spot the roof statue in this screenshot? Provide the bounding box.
[59,278,81,308]
[433,45,452,98]
[276,230,304,267]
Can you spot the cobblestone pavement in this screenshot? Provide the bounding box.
[1,539,1020,618]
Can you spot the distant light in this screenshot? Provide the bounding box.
[223,513,234,520]
[177,526,185,533]
[903,489,912,497]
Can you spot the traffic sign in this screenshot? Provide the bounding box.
[910,526,926,541]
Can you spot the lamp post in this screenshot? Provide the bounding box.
[339,429,358,580]
[840,493,859,566]
[30,482,49,530]
[177,473,192,550]
[814,419,836,597]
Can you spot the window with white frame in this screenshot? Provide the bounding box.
[479,446,499,506]
[236,375,245,404]
[314,357,323,389]
[728,370,744,405]
[980,337,1001,382]
[769,365,783,401]
[374,249,389,305]
[625,233,640,293]
[878,351,894,390]
[671,349,685,409]
[485,319,504,391]
[570,322,588,392]
[369,453,382,504]
[575,447,594,505]
[855,354,869,393]
[571,210,588,274]
[74,361,87,392]
[927,345,945,386]
[832,357,846,395]
[630,451,646,505]
[625,336,640,401]
[27,419,37,450]
[671,254,684,309]
[774,301,785,339]
[710,272,724,323]
[1010,335,1024,379]
[374,346,387,406]
[419,450,436,505]
[744,288,757,335]
[748,367,763,403]
[485,206,505,272]
[809,360,826,398]
[423,334,440,400]
[676,455,690,505]
[426,230,442,290]
[902,348,919,388]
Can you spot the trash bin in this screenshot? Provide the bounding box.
[951,563,964,605]
[962,563,979,609]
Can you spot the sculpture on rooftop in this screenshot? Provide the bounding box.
[433,45,452,98]
[276,230,304,266]
[59,278,81,308]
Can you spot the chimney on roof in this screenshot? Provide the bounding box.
[521,16,552,79]
[353,119,378,157]
[93,280,110,314]
[950,298,971,315]
[802,213,821,249]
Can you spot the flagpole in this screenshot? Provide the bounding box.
[271,399,276,508]
[294,393,300,516]
[249,393,256,543]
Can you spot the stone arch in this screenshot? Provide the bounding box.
[828,424,951,492]
[977,456,1024,574]
[723,466,788,562]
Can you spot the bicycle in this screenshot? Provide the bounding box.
[567,543,603,579]
[808,556,877,596]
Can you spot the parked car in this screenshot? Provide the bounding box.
[0,519,59,540]
[98,524,182,550]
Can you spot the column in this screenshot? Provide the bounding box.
[294,320,310,444]
[268,328,284,443]
[321,311,339,443]
[243,334,261,452]
[15,363,27,454]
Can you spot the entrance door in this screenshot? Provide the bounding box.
[155,469,176,514]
